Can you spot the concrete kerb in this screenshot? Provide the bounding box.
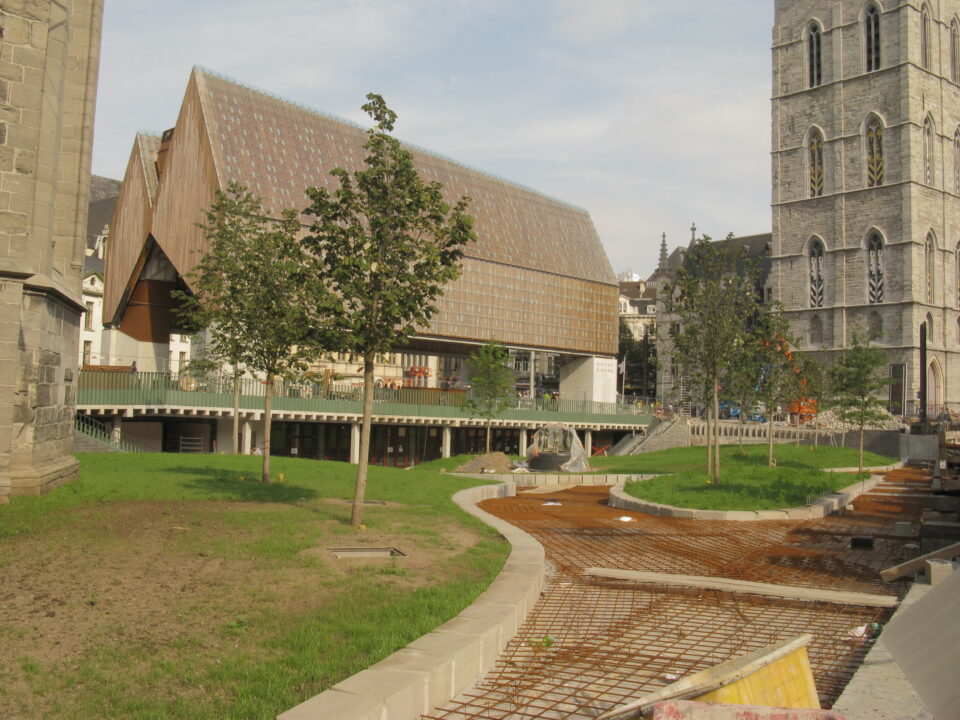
[277,478,545,720]
[607,462,904,521]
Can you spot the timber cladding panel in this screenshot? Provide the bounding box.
[106,67,618,356]
[103,134,159,323]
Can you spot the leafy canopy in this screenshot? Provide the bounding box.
[465,341,515,421]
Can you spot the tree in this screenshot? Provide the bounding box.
[464,341,515,453]
[302,94,476,528]
[753,307,798,466]
[619,319,657,399]
[795,352,831,447]
[668,237,759,483]
[830,330,890,476]
[178,182,329,483]
[720,333,762,452]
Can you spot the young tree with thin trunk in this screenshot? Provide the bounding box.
[667,237,759,483]
[464,341,515,454]
[830,331,890,476]
[797,353,831,447]
[303,94,476,528]
[178,182,328,483]
[754,307,798,467]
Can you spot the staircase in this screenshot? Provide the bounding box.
[610,416,690,456]
[73,413,161,453]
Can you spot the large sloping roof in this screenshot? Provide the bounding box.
[194,68,615,287]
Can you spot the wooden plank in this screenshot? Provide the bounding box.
[584,567,898,608]
[880,539,960,582]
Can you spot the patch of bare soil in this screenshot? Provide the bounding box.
[0,499,485,719]
[457,452,516,474]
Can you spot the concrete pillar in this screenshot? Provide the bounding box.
[111,415,122,443]
[585,429,593,457]
[350,423,361,464]
[519,428,528,454]
[441,425,452,458]
[529,350,536,395]
[242,420,252,454]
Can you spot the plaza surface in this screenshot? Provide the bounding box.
[423,468,930,720]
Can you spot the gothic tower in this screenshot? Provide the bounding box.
[772,0,960,415]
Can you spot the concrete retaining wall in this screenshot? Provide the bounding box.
[456,472,654,487]
[277,479,545,720]
[607,463,903,521]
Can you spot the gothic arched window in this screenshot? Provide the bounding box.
[809,129,825,197]
[921,4,932,69]
[808,22,823,87]
[954,129,960,193]
[867,116,884,186]
[952,19,960,80]
[926,233,936,303]
[809,239,826,308]
[867,233,884,303]
[866,4,881,72]
[924,117,936,185]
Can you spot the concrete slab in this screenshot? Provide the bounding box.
[925,558,954,585]
[368,648,452,714]
[833,582,934,720]
[724,511,759,521]
[407,631,485,697]
[332,668,426,719]
[277,688,383,720]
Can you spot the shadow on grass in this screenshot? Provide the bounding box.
[165,465,320,502]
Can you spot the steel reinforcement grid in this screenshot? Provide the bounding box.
[424,468,929,720]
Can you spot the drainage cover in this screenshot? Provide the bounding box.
[328,547,407,559]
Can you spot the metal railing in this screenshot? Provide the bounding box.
[76,371,652,426]
[74,412,163,453]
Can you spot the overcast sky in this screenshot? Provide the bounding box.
[91,0,774,278]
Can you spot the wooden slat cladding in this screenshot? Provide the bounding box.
[150,74,221,290]
[103,134,159,323]
[429,257,618,355]
[197,69,616,288]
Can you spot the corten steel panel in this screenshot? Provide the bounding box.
[103,134,159,322]
[194,68,616,287]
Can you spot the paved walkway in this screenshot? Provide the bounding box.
[424,467,930,720]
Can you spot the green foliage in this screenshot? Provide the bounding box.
[830,330,890,474]
[464,341,515,453]
[752,306,799,465]
[619,319,656,397]
[667,237,760,480]
[302,94,476,526]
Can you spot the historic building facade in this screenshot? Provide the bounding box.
[772,0,960,415]
[0,2,103,498]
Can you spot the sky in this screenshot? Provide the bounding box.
[91,0,775,279]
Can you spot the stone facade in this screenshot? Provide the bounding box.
[773,0,960,415]
[0,1,104,497]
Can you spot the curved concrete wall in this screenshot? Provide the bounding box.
[277,479,545,720]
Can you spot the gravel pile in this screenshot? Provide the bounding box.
[814,407,905,432]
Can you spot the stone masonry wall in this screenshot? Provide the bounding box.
[0,1,104,497]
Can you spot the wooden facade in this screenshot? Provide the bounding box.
[104,67,618,356]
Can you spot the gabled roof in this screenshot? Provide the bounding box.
[193,68,615,286]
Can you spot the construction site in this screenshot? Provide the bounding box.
[417,463,954,720]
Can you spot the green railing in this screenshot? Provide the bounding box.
[77,371,652,426]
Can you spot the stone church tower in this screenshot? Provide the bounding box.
[0,2,104,498]
[772,0,960,415]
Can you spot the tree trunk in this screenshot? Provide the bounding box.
[232,373,240,455]
[858,422,865,478]
[485,420,492,454]
[706,399,714,478]
[261,373,273,483]
[767,416,774,467]
[351,352,376,528]
[738,412,744,451]
[712,383,721,483]
[814,414,820,447]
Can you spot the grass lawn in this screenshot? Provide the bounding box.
[590,445,897,511]
[0,453,508,720]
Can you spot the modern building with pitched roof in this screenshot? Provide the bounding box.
[84,68,639,462]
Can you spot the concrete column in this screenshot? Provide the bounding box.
[441,425,452,458]
[242,420,252,454]
[519,428,528,454]
[111,414,122,443]
[350,423,361,464]
[529,350,536,395]
[585,430,593,457]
